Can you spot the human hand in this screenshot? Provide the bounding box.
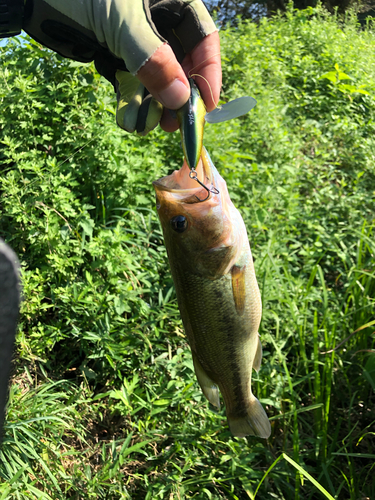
[23,0,222,135]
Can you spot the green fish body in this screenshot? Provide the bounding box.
[176,78,206,171]
[153,148,271,438]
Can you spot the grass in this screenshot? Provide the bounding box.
[0,5,374,499]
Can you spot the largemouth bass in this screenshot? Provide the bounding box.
[153,148,271,438]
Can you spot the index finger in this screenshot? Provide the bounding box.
[160,31,221,132]
[185,31,222,113]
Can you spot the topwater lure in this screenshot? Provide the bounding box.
[176,78,257,173]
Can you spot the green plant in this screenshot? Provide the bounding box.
[0,6,374,498]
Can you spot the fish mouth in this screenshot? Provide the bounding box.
[153,148,218,204]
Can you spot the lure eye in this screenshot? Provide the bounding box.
[170,215,188,233]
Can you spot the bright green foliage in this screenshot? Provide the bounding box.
[1,7,375,499]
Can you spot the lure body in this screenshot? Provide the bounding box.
[176,78,206,171]
[153,149,271,438]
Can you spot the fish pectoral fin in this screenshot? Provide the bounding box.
[228,395,271,439]
[231,264,246,314]
[252,335,263,373]
[192,351,220,409]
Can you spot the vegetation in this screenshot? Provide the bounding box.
[0,6,374,499]
[205,0,375,23]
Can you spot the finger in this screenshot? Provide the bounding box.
[137,44,190,110]
[185,32,222,112]
[160,108,179,133]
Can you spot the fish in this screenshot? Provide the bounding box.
[153,148,271,438]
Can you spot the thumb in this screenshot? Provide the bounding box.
[136,44,190,110]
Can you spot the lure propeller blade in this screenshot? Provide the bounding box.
[205,96,257,124]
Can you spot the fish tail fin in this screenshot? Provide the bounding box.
[228,395,271,439]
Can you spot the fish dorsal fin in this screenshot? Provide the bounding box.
[192,351,220,409]
[253,336,263,373]
[231,264,246,314]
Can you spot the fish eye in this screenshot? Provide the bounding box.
[170,215,188,233]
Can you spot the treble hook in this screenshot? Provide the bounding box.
[189,169,220,202]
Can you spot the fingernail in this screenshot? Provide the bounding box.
[158,79,190,109]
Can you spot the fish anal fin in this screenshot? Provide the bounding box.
[192,352,220,409]
[253,335,263,373]
[231,264,246,314]
[228,396,271,439]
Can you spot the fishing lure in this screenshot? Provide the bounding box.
[176,78,206,173]
[177,78,257,174]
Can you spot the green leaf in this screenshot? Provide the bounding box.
[80,218,95,237]
[152,399,171,406]
[320,71,337,83]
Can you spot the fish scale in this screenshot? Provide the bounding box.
[175,270,259,412]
